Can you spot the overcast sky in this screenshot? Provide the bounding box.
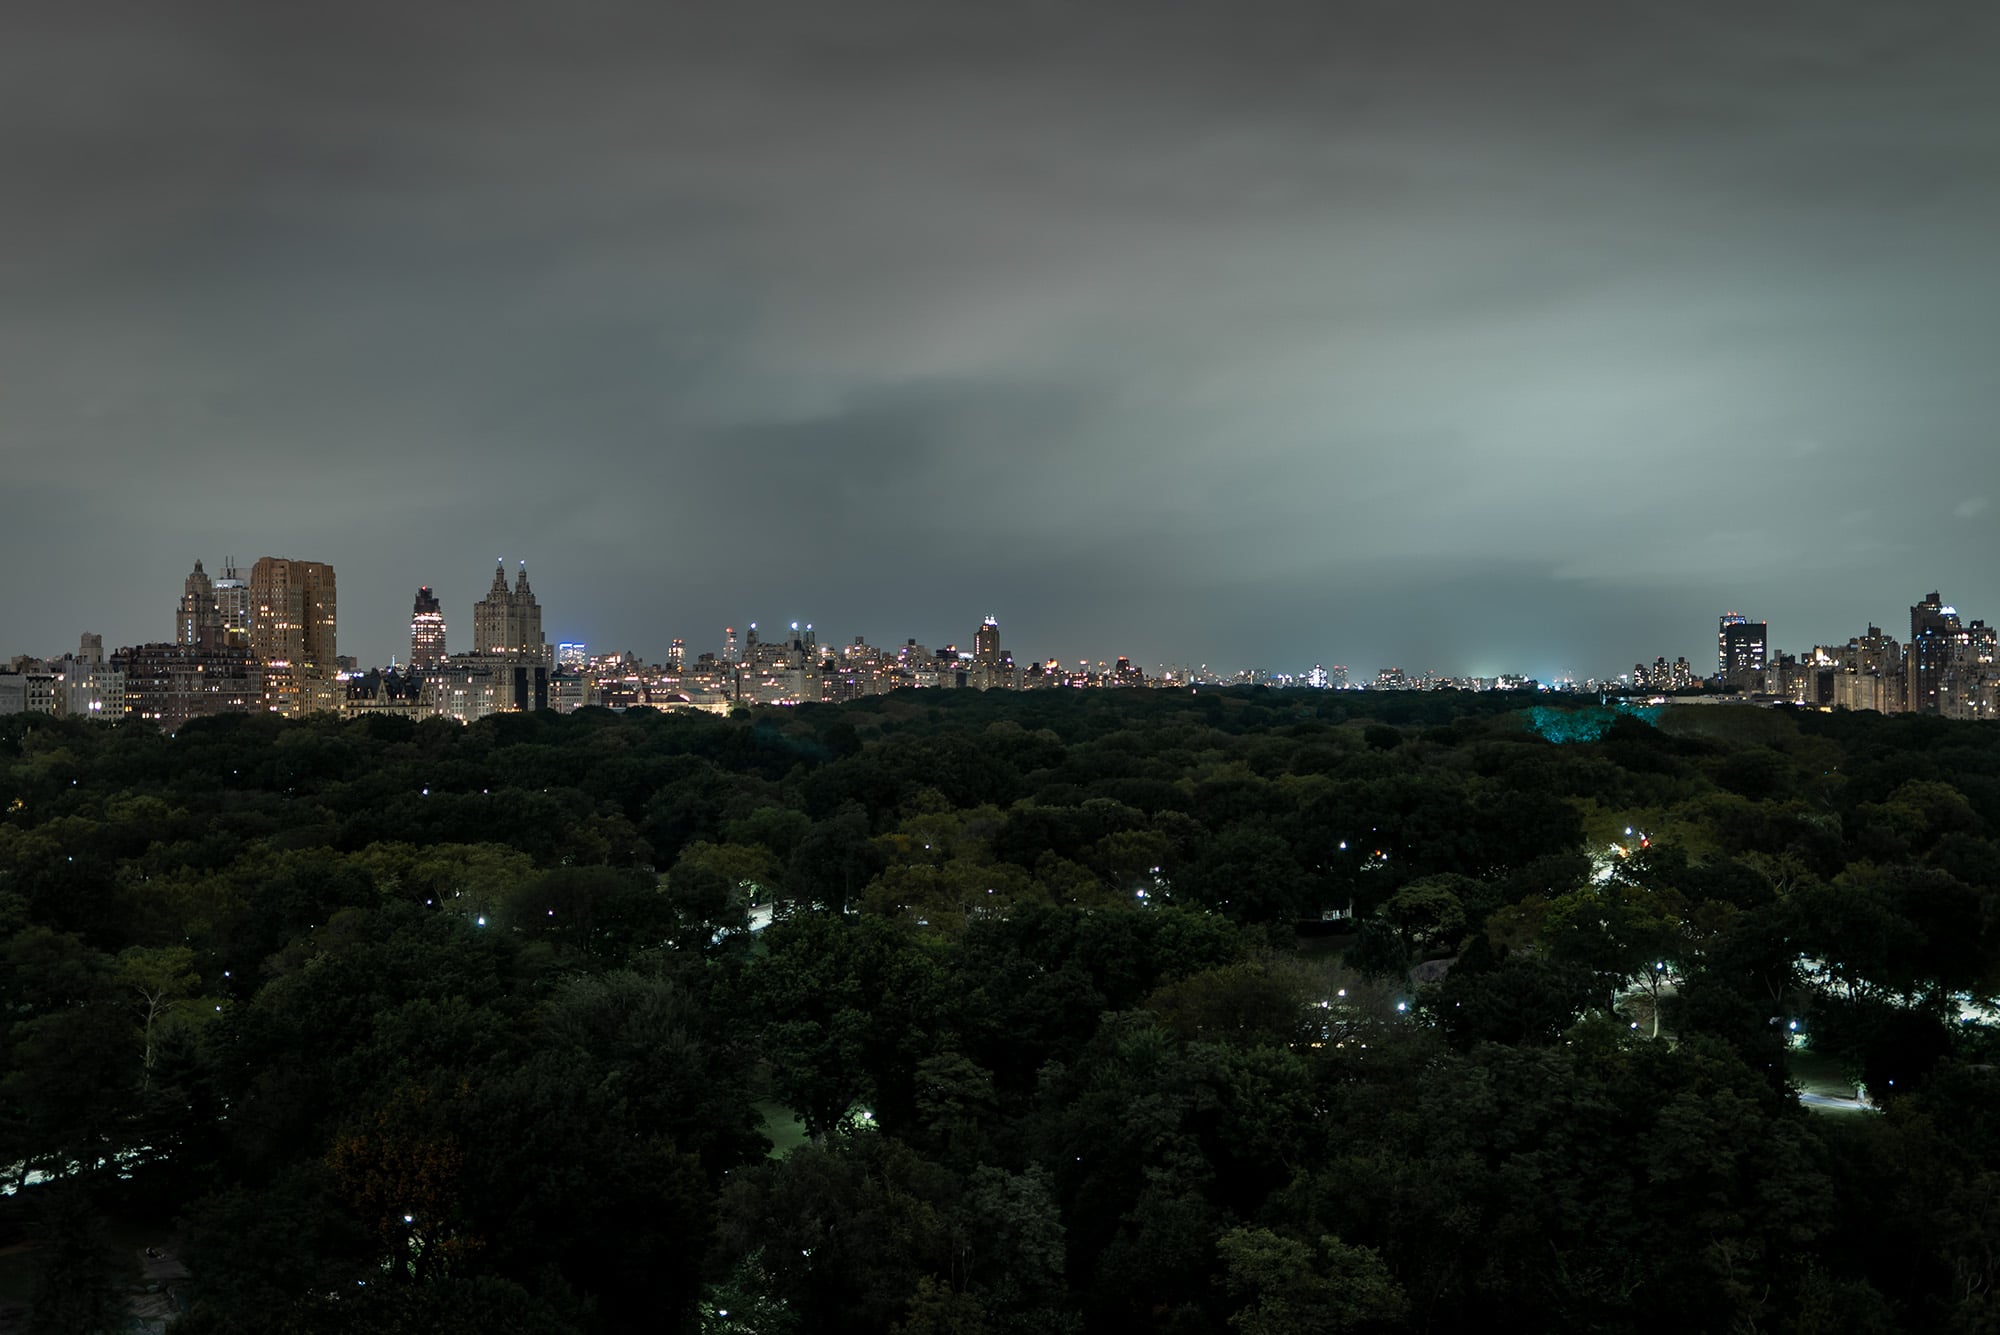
[6,1,2000,678]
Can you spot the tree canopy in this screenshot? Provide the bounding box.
[3,691,1999,1331]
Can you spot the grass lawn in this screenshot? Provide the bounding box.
[755,1101,810,1159]
[0,1244,35,1307]
[0,1199,175,1312]
[1788,1047,1863,1102]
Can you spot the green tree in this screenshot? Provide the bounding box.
[116,943,207,1088]
[26,1186,126,1335]
[1378,876,1470,962]
[1216,1227,1407,1335]
[0,929,134,1188]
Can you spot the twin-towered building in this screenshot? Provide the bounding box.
[470,562,545,659]
[108,557,554,729]
[387,562,553,723]
[402,562,548,664]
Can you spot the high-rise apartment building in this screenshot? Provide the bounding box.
[119,640,261,730]
[212,560,250,646]
[410,586,447,668]
[472,562,546,660]
[249,557,338,716]
[1830,624,1904,714]
[1908,591,1966,715]
[436,561,551,718]
[1938,617,2000,721]
[58,655,124,720]
[968,615,1015,690]
[178,561,226,650]
[116,565,262,729]
[1718,614,1767,690]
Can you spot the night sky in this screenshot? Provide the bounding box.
[8,2,2000,679]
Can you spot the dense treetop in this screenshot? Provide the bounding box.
[3,689,1998,1333]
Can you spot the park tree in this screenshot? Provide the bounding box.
[25,1186,127,1335]
[1377,875,1471,962]
[116,943,209,1088]
[23,689,2000,1331]
[326,1083,478,1284]
[1542,883,1682,1024]
[1216,1227,1407,1335]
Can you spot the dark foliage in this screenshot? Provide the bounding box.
[2,692,1997,1331]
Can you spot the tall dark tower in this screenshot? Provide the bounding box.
[975,616,1001,665]
[410,586,447,668]
[1718,614,1767,691]
[1908,591,1965,715]
[213,559,250,646]
[177,560,225,650]
[1717,612,1746,678]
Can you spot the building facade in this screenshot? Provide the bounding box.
[1719,615,1767,691]
[1908,591,1966,716]
[58,656,125,719]
[178,560,228,649]
[344,667,427,721]
[472,562,546,659]
[212,561,251,646]
[423,562,552,721]
[249,557,338,717]
[118,642,263,732]
[410,586,448,668]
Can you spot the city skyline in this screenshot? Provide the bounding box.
[15,552,2000,726]
[12,551,2000,691]
[6,4,2000,676]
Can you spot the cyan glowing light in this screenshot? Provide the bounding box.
[1522,703,1663,744]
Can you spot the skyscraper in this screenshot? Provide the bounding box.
[472,561,546,660]
[178,560,225,649]
[1718,614,1766,690]
[1909,591,1967,715]
[249,557,338,716]
[969,616,1014,690]
[1940,619,2000,720]
[1717,613,1746,678]
[410,586,447,668]
[212,559,250,646]
[443,560,551,717]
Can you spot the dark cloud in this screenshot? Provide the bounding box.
[6,1,2000,674]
